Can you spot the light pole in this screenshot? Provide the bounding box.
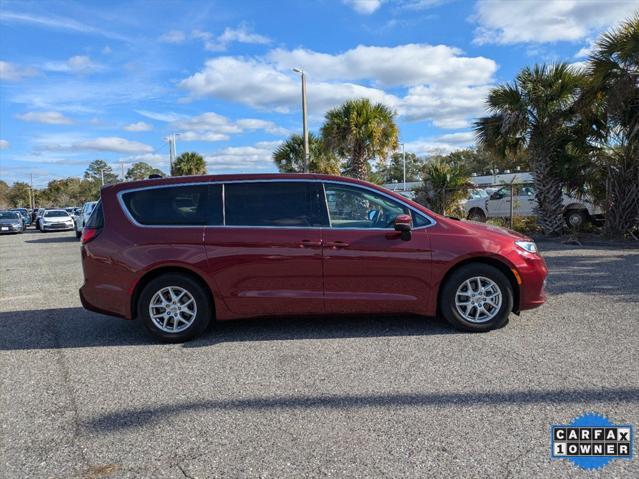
[292,68,309,173]
[401,143,406,191]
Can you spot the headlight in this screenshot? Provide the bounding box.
[515,240,538,253]
[12,223,21,228]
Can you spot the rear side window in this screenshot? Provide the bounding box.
[224,182,328,227]
[121,184,219,226]
[85,201,104,229]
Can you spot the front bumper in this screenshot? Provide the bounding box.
[42,222,74,231]
[0,224,23,233]
[514,252,548,311]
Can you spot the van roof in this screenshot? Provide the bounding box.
[105,173,370,194]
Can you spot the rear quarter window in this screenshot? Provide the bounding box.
[121,184,221,226]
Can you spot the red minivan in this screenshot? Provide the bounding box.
[80,174,547,342]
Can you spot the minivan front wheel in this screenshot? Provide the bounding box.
[138,273,211,342]
[440,264,513,332]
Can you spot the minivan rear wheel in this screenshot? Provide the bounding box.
[440,264,513,332]
[138,273,211,342]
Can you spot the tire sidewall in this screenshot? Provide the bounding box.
[138,274,211,342]
[441,264,513,332]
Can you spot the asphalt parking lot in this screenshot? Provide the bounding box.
[1,229,638,478]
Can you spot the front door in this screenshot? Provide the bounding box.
[204,181,328,317]
[321,182,432,315]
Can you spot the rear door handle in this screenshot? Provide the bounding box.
[300,240,322,248]
[325,241,350,249]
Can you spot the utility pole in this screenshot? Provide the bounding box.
[100,169,105,186]
[167,133,178,175]
[30,173,35,210]
[292,68,309,173]
[402,143,406,191]
[120,160,125,181]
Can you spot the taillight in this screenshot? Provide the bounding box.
[81,227,100,244]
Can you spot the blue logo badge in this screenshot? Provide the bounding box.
[551,412,634,470]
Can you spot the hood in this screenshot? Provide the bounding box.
[449,217,530,241]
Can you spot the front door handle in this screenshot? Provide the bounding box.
[300,240,322,248]
[325,241,350,249]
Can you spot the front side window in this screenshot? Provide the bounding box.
[122,184,218,226]
[324,183,415,229]
[224,182,327,227]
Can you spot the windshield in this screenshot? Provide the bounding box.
[44,210,70,217]
[0,212,20,220]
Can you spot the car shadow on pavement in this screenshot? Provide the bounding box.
[24,235,78,244]
[83,387,639,433]
[0,307,458,351]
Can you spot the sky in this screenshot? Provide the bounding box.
[0,0,637,187]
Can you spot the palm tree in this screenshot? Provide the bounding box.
[475,64,586,235]
[414,159,471,216]
[172,152,207,176]
[321,98,399,180]
[586,15,639,236]
[273,133,341,175]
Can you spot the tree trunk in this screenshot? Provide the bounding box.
[604,147,639,237]
[530,136,565,235]
[348,143,368,180]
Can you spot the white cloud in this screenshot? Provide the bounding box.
[218,24,271,45]
[16,111,73,125]
[159,30,186,43]
[180,44,497,128]
[204,141,281,173]
[0,139,9,149]
[405,131,475,156]
[0,11,133,42]
[123,121,153,132]
[41,136,153,154]
[343,0,384,15]
[192,23,271,51]
[472,0,636,45]
[101,45,112,54]
[43,55,103,74]
[399,84,493,128]
[268,44,496,87]
[171,112,289,142]
[135,110,185,122]
[0,60,37,81]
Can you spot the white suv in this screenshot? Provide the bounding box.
[463,184,603,227]
[75,201,97,239]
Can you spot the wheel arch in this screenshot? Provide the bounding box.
[130,266,216,320]
[437,256,521,315]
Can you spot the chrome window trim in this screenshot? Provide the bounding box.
[116,178,437,230]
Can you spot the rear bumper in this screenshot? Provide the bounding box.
[79,284,128,319]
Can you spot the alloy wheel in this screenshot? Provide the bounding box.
[454,276,502,324]
[149,286,198,333]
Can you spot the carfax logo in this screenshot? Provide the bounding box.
[551,412,634,470]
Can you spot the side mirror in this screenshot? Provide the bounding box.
[490,192,501,200]
[394,214,412,241]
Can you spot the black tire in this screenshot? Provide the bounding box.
[565,209,588,228]
[138,273,212,342]
[467,208,486,222]
[440,263,513,332]
[75,230,82,239]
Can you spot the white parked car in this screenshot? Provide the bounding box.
[463,184,603,227]
[75,201,97,239]
[40,209,75,232]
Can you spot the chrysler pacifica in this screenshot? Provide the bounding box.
[79,174,547,342]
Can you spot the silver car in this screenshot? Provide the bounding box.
[40,209,75,232]
[75,201,97,238]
